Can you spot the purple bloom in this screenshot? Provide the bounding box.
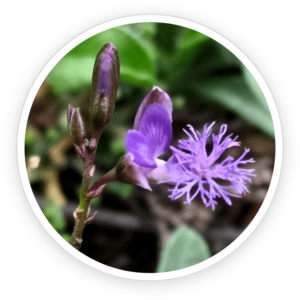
[117,87,173,190]
[126,103,172,168]
[89,87,173,195]
[164,122,256,210]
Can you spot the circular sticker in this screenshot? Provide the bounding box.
[18,15,282,280]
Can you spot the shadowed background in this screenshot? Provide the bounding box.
[25,23,274,273]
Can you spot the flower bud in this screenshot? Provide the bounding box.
[87,138,97,153]
[90,43,120,139]
[67,105,86,146]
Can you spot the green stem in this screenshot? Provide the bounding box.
[70,158,117,249]
[70,157,92,249]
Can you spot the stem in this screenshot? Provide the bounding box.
[70,158,117,249]
[70,157,92,249]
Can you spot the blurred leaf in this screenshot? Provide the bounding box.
[242,64,269,112]
[194,76,274,138]
[110,138,126,155]
[157,226,210,272]
[216,42,241,66]
[157,28,211,86]
[178,29,210,65]
[43,198,67,233]
[127,23,157,40]
[45,128,61,143]
[68,155,83,174]
[91,196,102,207]
[168,42,238,91]
[105,181,134,200]
[46,26,156,93]
[61,234,71,243]
[173,95,186,111]
[156,23,185,53]
[28,168,41,184]
[25,128,36,146]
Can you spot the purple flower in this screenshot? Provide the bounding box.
[117,87,173,190]
[88,87,173,197]
[164,122,256,210]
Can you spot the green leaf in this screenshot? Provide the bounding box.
[178,29,210,65]
[46,26,156,93]
[105,181,134,200]
[43,198,67,233]
[155,23,185,53]
[167,40,237,90]
[157,226,211,272]
[242,64,270,112]
[61,234,71,243]
[194,76,274,138]
[25,128,36,146]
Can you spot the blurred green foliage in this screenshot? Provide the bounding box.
[157,226,211,272]
[43,199,71,242]
[45,22,274,138]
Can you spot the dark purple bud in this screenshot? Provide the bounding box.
[68,107,86,146]
[90,43,120,139]
[67,104,75,128]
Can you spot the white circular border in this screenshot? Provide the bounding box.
[17,15,283,281]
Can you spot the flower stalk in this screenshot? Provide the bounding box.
[69,43,120,249]
[70,156,93,249]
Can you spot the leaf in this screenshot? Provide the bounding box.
[157,226,211,272]
[242,64,270,112]
[43,198,67,233]
[155,23,185,53]
[167,40,237,89]
[178,29,211,65]
[105,181,134,200]
[194,76,274,138]
[46,26,156,93]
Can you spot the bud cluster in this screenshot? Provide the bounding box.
[67,43,120,160]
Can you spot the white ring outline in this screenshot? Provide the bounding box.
[17,15,283,281]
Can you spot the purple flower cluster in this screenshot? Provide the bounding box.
[122,87,256,209]
[164,123,256,209]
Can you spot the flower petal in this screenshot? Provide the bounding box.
[139,103,172,158]
[133,86,173,130]
[125,130,156,168]
[116,153,152,190]
[162,124,256,208]
[148,159,174,184]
